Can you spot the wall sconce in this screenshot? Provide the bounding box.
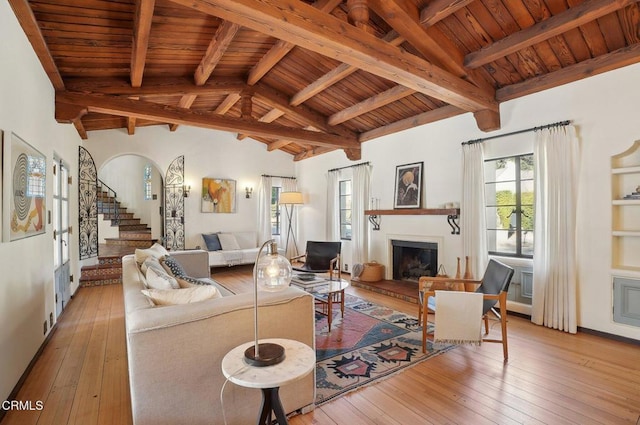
[245,187,253,199]
[183,185,191,198]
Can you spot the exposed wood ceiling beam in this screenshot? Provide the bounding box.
[419,0,475,27]
[496,43,640,102]
[64,77,246,97]
[213,93,241,114]
[368,0,468,78]
[294,146,335,161]
[168,0,497,112]
[267,138,294,151]
[246,0,342,85]
[465,0,639,69]
[238,109,285,139]
[56,92,361,150]
[328,85,415,125]
[194,21,240,85]
[169,20,239,132]
[169,94,198,131]
[128,117,136,135]
[131,0,155,87]
[359,105,465,142]
[290,31,405,106]
[73,119,88,139]
[253,85,355,137]
[8,0,65,90]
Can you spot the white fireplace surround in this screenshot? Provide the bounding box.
[386,234,444,280]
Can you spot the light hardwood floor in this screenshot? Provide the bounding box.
[2,266,639,425]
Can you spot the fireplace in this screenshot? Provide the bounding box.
[391,239,438,281]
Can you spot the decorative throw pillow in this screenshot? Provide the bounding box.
[161,255,187,277]
[202,233,222,251]
[177,275,211,288]
[135,243,170,265]
[218,233,241,251]
[141,286,220,306]
[145,267,180,290]
[141,257,165,276]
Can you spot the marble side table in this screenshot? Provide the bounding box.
[221,338,315,425]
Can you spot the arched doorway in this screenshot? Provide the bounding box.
[98,154,164,253]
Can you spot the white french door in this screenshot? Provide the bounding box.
[53,155,71,318]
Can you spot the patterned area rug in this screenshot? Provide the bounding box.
[314,294,455,405]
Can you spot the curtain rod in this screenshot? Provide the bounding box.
[261,174,296,179]
[462,120,572,145]
[328,161,370,172]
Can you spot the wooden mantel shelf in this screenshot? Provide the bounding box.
[364,208,460,216]
[365,208,461,234]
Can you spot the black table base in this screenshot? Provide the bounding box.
[257,387,288,425]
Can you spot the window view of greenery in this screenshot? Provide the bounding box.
[271,186,281,235]
[339,180,352,240]
[485,154,534,257]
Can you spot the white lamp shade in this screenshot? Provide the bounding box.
[255,252,292,291]
[279,191,304,205]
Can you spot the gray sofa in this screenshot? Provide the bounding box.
[122,249,316,425]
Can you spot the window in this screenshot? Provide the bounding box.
[271,186,281,235]
[339,180,352,240]
[143,164,152,200]
[485,154,534,257]
[27,155,46,198]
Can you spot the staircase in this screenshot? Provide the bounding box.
[80,182,157,287]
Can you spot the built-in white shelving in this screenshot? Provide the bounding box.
[611,142,640,271]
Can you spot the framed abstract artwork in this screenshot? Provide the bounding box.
[201,178,236,213]
[393,161,423,209]
[2,132,47,241]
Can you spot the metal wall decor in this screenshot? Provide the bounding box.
[78,146,98,259]
[164,155,185,251]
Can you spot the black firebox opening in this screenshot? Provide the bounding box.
[391,240,438,281]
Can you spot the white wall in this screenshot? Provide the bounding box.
[83,125,295,249]
[0,3,83,402]
[298,62,640,340]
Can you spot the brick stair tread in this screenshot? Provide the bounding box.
[80,270,121,281]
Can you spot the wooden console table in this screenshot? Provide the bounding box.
[364,208,460,234]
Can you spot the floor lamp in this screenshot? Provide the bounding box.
[279,191,304,258]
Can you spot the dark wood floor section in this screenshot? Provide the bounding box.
[2,267,639,425]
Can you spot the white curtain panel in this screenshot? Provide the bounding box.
[532,125,580,333]
[257,176,272,245]
[281,178,299,258]
[351,164,372,266]
[326,170,340,241]
[461,142,488,279]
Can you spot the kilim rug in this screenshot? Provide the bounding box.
[314,294,456,405]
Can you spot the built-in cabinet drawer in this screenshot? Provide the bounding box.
[613,276,640,327]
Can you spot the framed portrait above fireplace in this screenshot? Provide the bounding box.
[393,161,423,209]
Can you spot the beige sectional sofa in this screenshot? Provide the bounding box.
[201,231,285,267]
[122,249,316,425]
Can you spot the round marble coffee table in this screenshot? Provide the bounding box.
[221,338,315,424]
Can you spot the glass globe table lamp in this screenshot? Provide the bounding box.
[244,240,293,367]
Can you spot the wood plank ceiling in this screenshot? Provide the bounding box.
[9,0,640,161]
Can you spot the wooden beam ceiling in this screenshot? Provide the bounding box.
[465,0,640,69]
[8,0,64,90]
[168,0,498,112]
[10,0,640,160]
[131,0,155,88]
[56,91,361,152]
